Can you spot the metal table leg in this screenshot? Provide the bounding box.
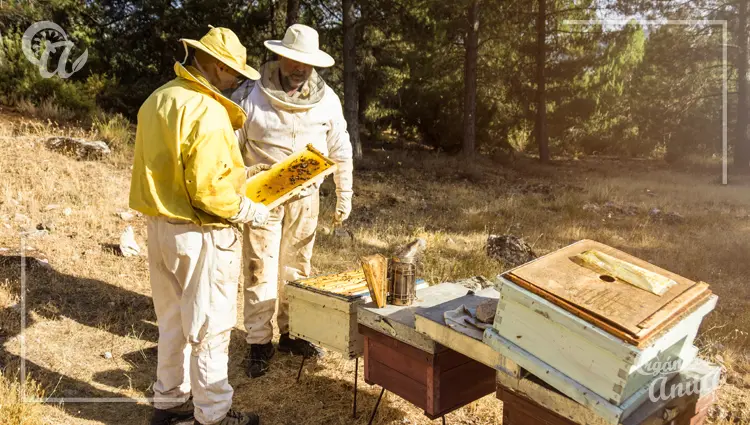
[353,357,359,418]
[296,355,307,382]
[368,387,386,425]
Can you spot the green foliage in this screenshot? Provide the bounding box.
[562,21,648,156]
[627,24,723,160]
[0,29,105,121]
[0,0,733,160]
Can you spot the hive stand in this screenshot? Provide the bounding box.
[358,283,498,424]
[287,278,366,418]
[287,272,432,419]
[293,348,360,418]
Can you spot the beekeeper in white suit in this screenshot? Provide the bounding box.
[232,24,354,378]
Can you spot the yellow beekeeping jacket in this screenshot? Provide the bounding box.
[129,62,247,226]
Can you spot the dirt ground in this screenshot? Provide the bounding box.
[1,111,749,424]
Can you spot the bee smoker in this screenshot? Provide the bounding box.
[389,257,417,306]
[387,239,426,306]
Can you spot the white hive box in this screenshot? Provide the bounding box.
[287,270,369,358]
[486,239,717,407]
[493,355,721,425]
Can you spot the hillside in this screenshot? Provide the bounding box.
[0,110,749,425]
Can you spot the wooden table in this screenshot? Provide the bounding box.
[357,283,497,423]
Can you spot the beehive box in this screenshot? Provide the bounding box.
[244,144,336,209]
[487,240,717,407]
[286,270,369,358]
[360,324,496,419]
[495,357,720,425]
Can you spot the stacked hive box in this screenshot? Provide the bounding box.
[495,356,720,425]
[498,386,718,425]
[484,240,718,424]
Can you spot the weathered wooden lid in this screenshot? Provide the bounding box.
[504,239,712,346]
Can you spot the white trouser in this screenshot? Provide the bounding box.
[243,192,319,344]
[147,216,241,425]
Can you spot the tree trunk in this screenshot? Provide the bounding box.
[535,0,549,163]
[343,0,363,159]
[286,0,300,28]
[736,0,749,169]
[265,0,277,63]
[462,0,480,158]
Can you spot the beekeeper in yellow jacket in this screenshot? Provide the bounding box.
[130,27,267,425]
[231,24,354,378]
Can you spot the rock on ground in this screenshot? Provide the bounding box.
[649,208,685,224]
[486,234,537,268]
[44,137,111,160]
[117,211,136,221]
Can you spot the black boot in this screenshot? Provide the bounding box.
[278,333,322,358]
[151,397,194,425]
[194,409,259,425]
[245,342,275,378]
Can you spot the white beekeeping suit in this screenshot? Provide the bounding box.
[131,27,266,425]
[232,24,354,378]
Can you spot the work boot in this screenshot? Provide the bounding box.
[278,333,322,358]
[194,409,259,425]
[246,342,275,378]
[151,397,194,425]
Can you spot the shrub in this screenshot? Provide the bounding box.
[93,113,134,150]
[0,30,112,122]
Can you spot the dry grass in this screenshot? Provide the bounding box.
[15,98,77,124]
[0,112,749,424]
[0,371,49,425]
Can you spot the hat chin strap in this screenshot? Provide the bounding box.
[181,43,190,64]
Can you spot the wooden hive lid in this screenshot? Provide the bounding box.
[504,239,712,347]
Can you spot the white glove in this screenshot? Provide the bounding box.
[335,195,352,224]
[246,164,272,179]
[333,159,353,224]
[228,197,270,227]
